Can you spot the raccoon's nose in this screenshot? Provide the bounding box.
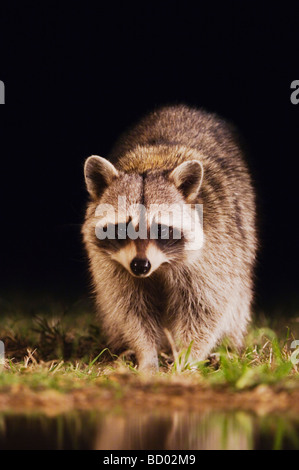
[130,258,151,276]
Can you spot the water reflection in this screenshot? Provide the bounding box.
[0,410,298,450]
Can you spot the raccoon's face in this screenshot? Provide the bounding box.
[84,155,203,277]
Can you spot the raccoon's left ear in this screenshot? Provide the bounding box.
[169,160,203,202]
[84,155,119,199]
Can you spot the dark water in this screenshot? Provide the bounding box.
[0,410,299,450]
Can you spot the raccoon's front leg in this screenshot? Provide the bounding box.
[169,316,219,364]
[166,276,223,363]
[101,304,160,373]
[107,306,160,373]
[136,346,159,373]
[96,274,162,373]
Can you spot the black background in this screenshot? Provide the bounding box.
[0,2,298,308]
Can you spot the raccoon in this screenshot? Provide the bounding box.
[82,105,257,372]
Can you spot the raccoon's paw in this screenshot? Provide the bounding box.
[138,356,159,374]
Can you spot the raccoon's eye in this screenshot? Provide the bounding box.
[154,224,182,246]
[115,223,127,240]
[157,224,172,240]
[101,223,127,241]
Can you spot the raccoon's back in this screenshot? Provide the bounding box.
[109,105,243,166]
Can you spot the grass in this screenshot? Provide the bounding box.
[0,294,299,410]
[1,295,299,450]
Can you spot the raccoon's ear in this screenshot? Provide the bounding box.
[84,155,119,199]
[169,160,203,202]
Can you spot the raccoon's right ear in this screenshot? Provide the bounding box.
[84,155,119,199]
[169,160,203,202]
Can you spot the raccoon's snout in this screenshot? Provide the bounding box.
[130,257,151,276]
